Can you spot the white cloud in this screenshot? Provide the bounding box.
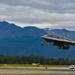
[0,0,75,30]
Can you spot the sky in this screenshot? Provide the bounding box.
[0,0,75,30]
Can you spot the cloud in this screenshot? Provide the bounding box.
[0,0,75,30]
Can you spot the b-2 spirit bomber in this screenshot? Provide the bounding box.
[41,34,75,50]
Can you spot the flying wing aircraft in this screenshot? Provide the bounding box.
[41,34,75,50]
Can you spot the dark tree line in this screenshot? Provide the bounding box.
[0,55,75,65]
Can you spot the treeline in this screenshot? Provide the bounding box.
[0,55,75,65]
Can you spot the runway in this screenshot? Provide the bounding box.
[0,69,75,74]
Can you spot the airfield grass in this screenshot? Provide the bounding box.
[0,64,71,75]
[0,64,68,70]
[0,64,67,67]
[0,74,72,75]
[0,64,34,67]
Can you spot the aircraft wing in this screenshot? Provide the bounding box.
[41,34,75,50]
[42,36,75,45]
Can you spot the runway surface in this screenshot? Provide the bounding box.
[0,69,75,74]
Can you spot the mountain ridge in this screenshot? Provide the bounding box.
[0,21,75,59]
[0,21,46,38]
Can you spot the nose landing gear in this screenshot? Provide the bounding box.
[41,41,43,46]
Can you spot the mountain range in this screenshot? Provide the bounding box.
[0,21,75,59]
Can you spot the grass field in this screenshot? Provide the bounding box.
[0,74,56,75]
[0,64,71,75]
[0,64,68,70]
[0,64,68,67]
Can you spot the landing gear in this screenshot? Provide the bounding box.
[40,41,43,46]
[54,42,70,50]
[58,45,69,50]
[62,46,69,50]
